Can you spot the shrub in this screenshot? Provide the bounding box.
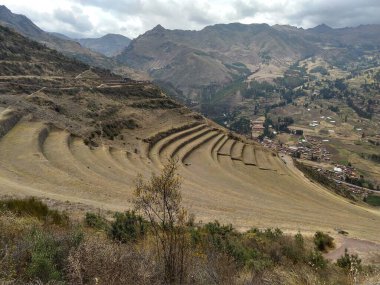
[134,159,190,284]
[85,212,108,230]
[66,236,157,285]
[282,232,306,264]
[337,248,362,273]
[26,231,62,282]
[0,197,68,225]
[308,250,327,270]
[26,228,83,283]
[314,231,334,252]
[110,211,146,243]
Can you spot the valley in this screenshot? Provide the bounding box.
[0,5,380,283]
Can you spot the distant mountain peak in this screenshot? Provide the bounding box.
[77,33,131,57]
[0,5,10,12]
[152,24,166,32]
[309,23,333,33]
[0,5,111,67]
[100,33,129,40]
[0,5,44,37]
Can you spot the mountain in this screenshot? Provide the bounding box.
[116,23,316,99]
[78,33,131,57]
[0,4,44,38]
[307,23,333,33]
[117,23,380,102]
[0,5,114,69]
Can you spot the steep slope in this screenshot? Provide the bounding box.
[1,26,380,243]
[0,26,88,76]
[78,33,131,57]
[0,5,114,69]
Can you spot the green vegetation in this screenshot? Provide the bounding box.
[274,64,308,89]
[26,228,83,283]
[209,77,246,103]
[85,211,108,230]
[241,80,275,98]
[130,98,180,109]
[258,51,271,64]
[100,118,139,140]
[110,211,146,243]
[347,98,372,119]
[328,105,340,113]
[310,66,329,75]
[364,195,380,207]
[314,231,334,252]
[225,62,251,74]
[360,153,380,164]
[337,248,362,276]
[375,70,380,82]
[230,116,251,134]
[0,197,68,225]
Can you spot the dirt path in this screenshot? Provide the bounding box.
[325,236,380,265]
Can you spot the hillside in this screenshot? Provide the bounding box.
[78,33,131,57]
[117,23,380,103]
[117,23,314,98]
[0,5,114,69]
[0,25,379,246]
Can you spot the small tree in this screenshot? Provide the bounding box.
[337,248,362,282]
[134,159,189,284]
[314,231,334,252]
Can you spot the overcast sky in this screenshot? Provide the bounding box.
[1,0,380,39]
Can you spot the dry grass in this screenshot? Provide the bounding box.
[0,114,379,245]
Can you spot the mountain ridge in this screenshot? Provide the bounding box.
[78,33,131,57]
[0,5,114,69]
[117,22,380,101]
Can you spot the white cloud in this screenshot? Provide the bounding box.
[1,0,380,39]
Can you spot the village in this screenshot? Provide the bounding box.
[250,118,379,198]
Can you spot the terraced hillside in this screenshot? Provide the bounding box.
[1,25,380,244]
[1,106,380,242]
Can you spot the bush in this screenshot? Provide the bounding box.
[110,211,146,243]
[66,236,157,285]
[85,212,108,230]
[314,231,334,252]
[27,230,62,282]
[308,250,327,269]
[0,197,69,225]
[337,248,362,272]
[282,232,306,264]
[26,228,83,283]
[310,66,329,75]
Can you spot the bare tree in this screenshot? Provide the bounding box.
[134,159,188,284]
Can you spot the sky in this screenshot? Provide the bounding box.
[1,0,380,39]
